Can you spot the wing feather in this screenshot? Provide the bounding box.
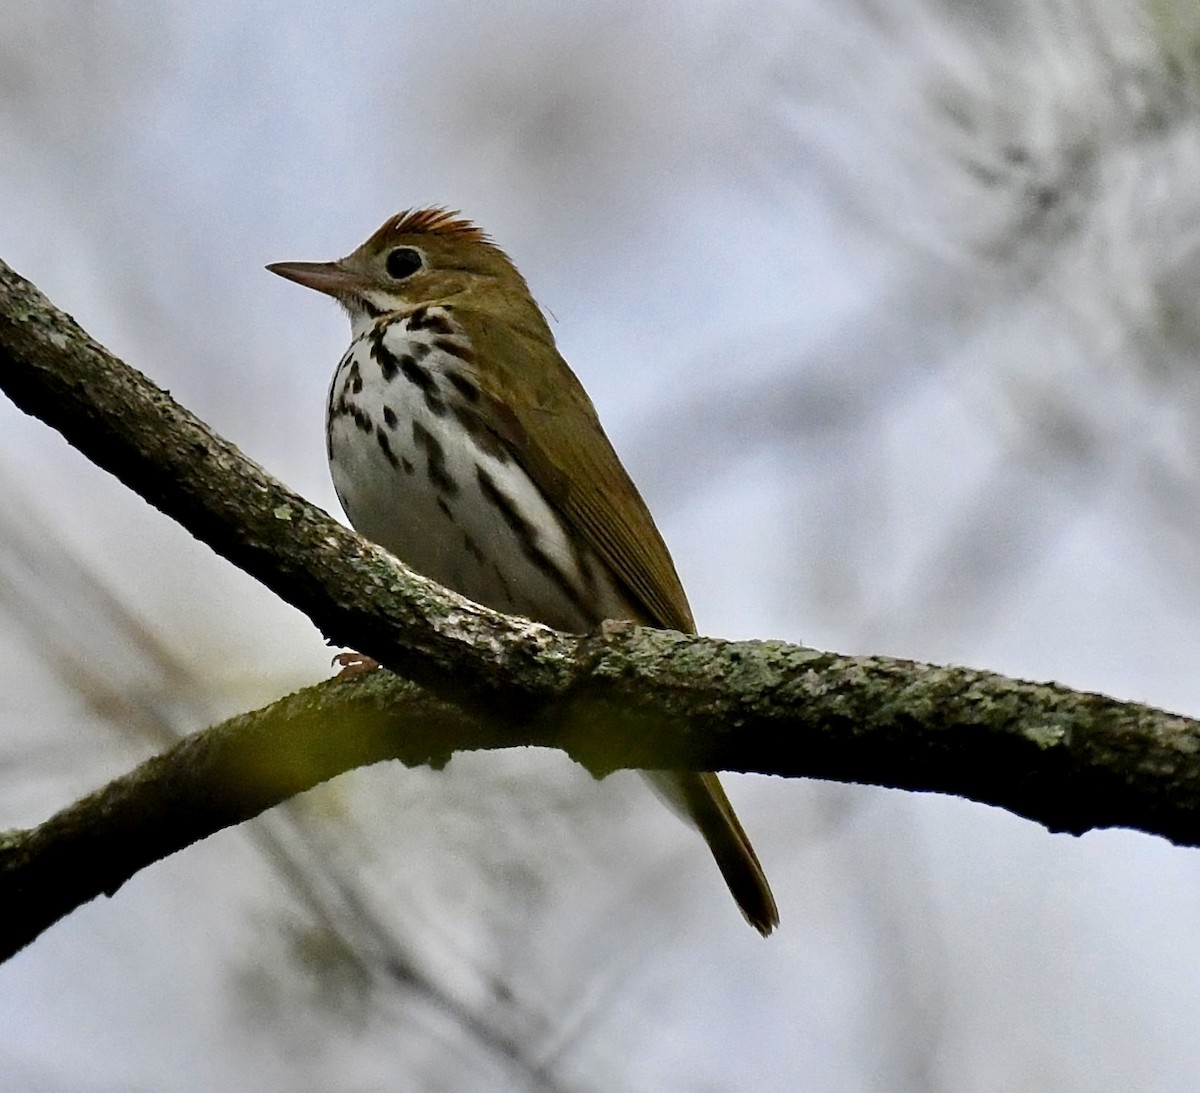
[457,309,695,634]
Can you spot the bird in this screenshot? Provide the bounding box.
[267,208,778,935]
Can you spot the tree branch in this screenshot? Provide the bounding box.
[1,258,1199,961]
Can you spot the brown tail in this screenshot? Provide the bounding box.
[644,770,778,936]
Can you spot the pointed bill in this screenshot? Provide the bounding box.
[266,259,357,298]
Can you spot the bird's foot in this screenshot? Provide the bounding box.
[598,618,636,638]
[331,651,381,677]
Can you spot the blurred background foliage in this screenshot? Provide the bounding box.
[3,1,1200,1089]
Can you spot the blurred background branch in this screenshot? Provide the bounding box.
[4,622,1200,969]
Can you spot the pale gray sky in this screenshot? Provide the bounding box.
[2,2,1200,1090]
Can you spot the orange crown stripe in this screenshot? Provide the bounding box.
[368,207,492,247]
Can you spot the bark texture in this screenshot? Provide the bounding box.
[1,258,1198,962]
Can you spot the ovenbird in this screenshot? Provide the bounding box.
[268,209,778,935]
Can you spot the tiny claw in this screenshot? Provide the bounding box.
[332,651,381,677]
[598,618,636,638]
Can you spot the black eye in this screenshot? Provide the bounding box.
[385,247,423,280]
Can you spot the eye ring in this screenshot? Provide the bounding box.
[385,246,424,280]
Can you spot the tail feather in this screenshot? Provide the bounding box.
[643,770,778,936]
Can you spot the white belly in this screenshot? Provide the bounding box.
[326,306,628,633]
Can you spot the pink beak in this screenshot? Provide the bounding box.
[266,260,358,298]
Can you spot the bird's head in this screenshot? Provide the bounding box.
[268,208,549,339]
